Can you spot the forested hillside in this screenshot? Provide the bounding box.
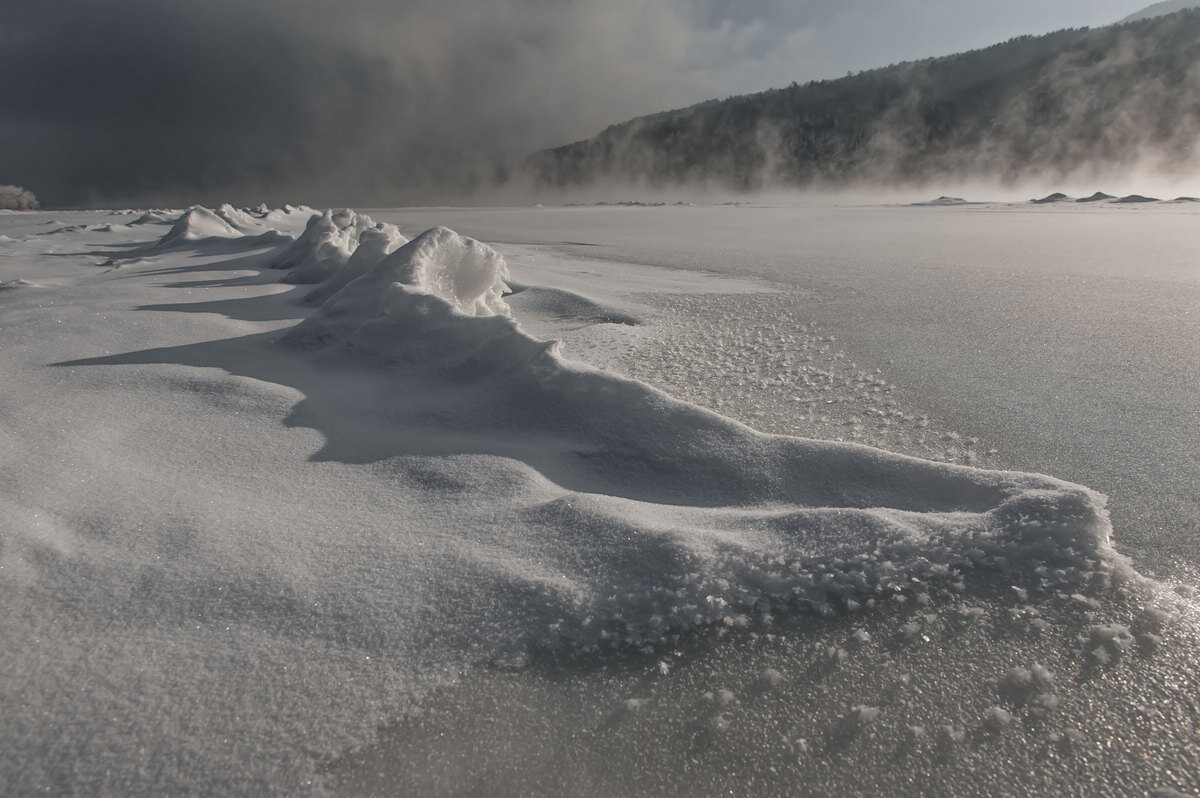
[524,11,1200,190]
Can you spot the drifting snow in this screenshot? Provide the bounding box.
[302,223,408,305]
[281,216,1117,652]
[1032,192,1073,203]
[270,208,385,284]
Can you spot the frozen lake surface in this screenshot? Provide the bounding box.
[1,201,1197,796]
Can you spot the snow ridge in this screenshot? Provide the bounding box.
[283,217,1119,654]
[267,208,409,287]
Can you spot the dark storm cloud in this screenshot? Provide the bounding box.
[0,0,732,206]
[1,1,423,206]
[0,0,1152,206]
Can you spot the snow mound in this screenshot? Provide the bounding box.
[911,196,967,206]
[383,226,510,316]
[215,203,277,235]
[1077,192,1115,203]
[135,205,288,254]
[158,205,243,244]
[1032,193,1072,204]
[282,225,1119,653]
[127,209,180,226]
[1115,194,1159,203]
[302,223,408,305]
[102,205,316,262]
[286,226,510,353]
[272,208,379,285]
[505,285,640,327]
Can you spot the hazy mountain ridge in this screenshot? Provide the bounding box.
[524,10,1200,191]
[1123,1,1200,23]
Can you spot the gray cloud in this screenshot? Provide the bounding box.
[0,0,1153,207]
[0,0,728,206]
[0,184,39,210]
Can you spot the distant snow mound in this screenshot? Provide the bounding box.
[117,204,314,260]
[282,224,1120,652]
[157,206,243,245]
[254,205,320,237]
[302,223,409,305]
[215,203,277,235]
[1077,192,1115,203]
[567,200,670,207]
[271,209,381,285]
[1032,193,1072,204]
[911,196,967,206]
[0,185,39,211]
[127,210,179,226]
[1115,194,1159,203]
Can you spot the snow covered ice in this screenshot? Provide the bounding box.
[1,200,1199,796]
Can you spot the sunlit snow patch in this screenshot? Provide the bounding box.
[284,223,1122,655]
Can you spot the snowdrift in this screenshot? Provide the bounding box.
[270,208,407,286]
[111,204,318,259]
[284,220,1117,653]
[302,223,409,305]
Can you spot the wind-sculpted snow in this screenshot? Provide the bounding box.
[158,205,243,244]
[505,284,641,328]
[302,224,409,305]
[116,204,317,260]
[285,222,1118,653]
[117,205,411,301]
[270,208,392,285]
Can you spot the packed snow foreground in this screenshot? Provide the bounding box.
[0,204,1139,794]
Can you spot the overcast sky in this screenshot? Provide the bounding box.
[0,0,1162,206]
